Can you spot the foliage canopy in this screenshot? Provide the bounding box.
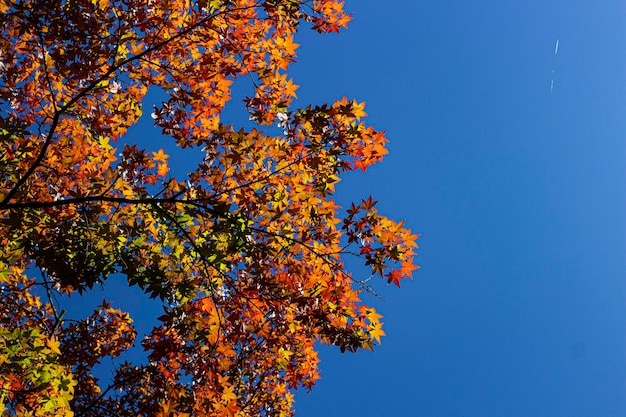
[0,0,419,415]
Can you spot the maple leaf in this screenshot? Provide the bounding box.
[45,336,62,355]
[152,148,169,163]
[369,324,386,344]
[365,308,384,324]
[401,259,420,279]
[157,163,169,178]
[385,269,404,287]
[284,78,299,99]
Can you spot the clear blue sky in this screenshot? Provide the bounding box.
[69,1,625,416]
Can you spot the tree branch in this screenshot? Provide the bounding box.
[0,4,256,209]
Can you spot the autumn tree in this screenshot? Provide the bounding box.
[0,0,419,415]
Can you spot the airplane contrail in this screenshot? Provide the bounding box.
[555,39,559,54]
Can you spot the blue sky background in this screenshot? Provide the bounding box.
[63,1,624,416]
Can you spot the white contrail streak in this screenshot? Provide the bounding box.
[554,39,559,54]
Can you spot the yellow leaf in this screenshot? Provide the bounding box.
[369,324,386,344]
[46,336,61,355]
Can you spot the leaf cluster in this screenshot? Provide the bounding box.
[0,0,419,415]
